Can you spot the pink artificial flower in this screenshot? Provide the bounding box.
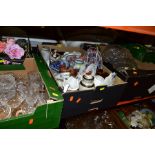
[4,44,25,59]
[0,41,6,53]
[6,38,15,47]
[4,37,16,54]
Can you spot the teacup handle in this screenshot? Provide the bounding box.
[63,83,70,93]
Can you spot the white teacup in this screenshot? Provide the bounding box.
[94,75,105,87]
[63,76,79,92]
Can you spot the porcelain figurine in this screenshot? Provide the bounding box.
[86,47,103,69]
[50,49,61,62]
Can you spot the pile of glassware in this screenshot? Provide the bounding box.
[0,72,48,120]
[66,110,117,129]
[101,45,137,72]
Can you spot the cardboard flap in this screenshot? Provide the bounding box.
[38,44,86,55]
[135,59,155,70]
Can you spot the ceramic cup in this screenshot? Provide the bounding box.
[94,75,105,87]
[63,76,79,92]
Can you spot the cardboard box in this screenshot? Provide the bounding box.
[38,44,127,118]
[99,45,155,102]
[64,109,127,129]
[0,53,26,71]
[120,60,155,101]
[0,58,63,129]
[113,100,155,129]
